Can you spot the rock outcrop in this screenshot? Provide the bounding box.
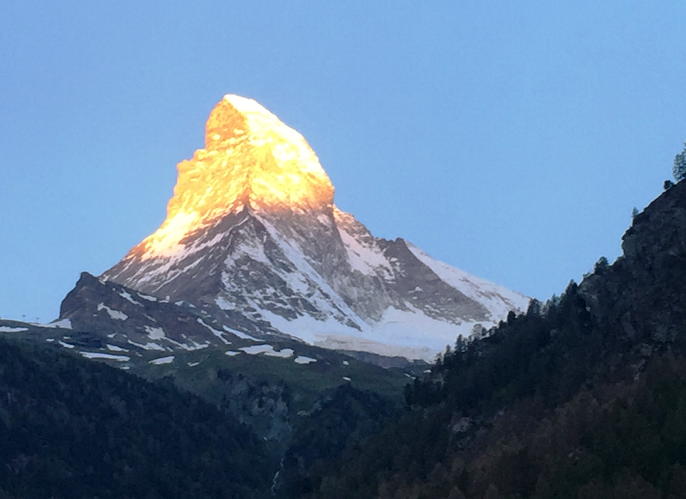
[580,180,686,346]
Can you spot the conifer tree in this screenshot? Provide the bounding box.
[673,142,686,182]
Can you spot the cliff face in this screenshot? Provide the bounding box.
[580,180,686,346]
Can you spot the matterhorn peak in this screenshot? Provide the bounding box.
[141,95,334,258]
[101,95,529,360]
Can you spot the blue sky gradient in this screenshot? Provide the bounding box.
[2,1,685,321]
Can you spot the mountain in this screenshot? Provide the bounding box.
[100,94,528,360]
[0,94,531,496]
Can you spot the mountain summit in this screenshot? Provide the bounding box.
[130,94,334,259]
[101,95,528,360]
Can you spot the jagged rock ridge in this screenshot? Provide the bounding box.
[100,95,528,360]
[580,179,686,346]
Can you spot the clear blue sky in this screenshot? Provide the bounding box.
[1,1,685,322]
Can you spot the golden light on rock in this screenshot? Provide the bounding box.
[140,95,335,258]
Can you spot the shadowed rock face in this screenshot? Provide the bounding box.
[100,95,529,360]
[60,271,271,349]
[580,180,686,345]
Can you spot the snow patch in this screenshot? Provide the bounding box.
[225,350,241,356]
[80,352,130,362]
[309,305,498,361]
[255,308,359,346]
[216,296,234,311]
[128,340,166,351]
[223,237,272,268]
[265,348,294,358]
[220,322,258,340]
[106,344,128,352]
[179,341,210,351]
[337,224,392,277]
[240,344,276,355]
[150,356,175,365]
[236,344,294,359]
[197,318,230,344]
[144,326,166,340]
[253,298,469,361]
[97,303,128,321]
[119,290,142,306]
[0,326,28,333]
[294,356,316,365]
[58,341,75,349]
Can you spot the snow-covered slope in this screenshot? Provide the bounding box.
[100,95,529,360]
[406,242,530,322]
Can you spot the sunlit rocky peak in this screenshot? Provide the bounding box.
[143,94,334,257]
[101,95,529,360]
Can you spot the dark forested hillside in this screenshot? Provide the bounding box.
[276,382,401,497]
[0,337,275,499]
[299,180,686,498]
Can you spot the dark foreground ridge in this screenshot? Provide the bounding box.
[0,336,274,499]
[296,180,686,498]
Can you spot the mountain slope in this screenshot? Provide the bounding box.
[0,336,274,499]
[0,274,419,447]
[296,180,686,498]
[102,95,528,360]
